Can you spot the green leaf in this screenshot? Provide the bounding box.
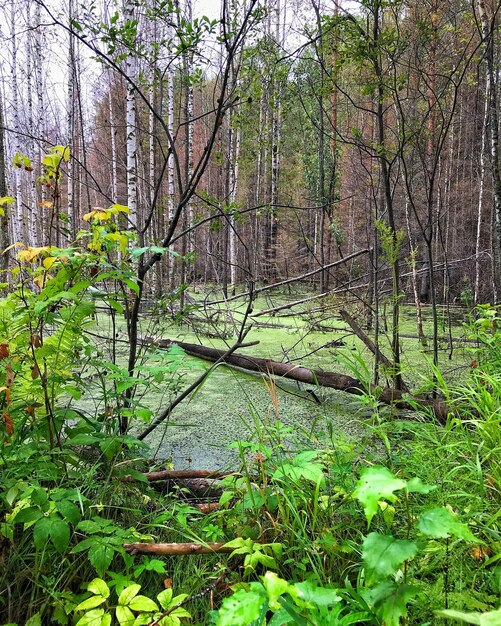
[272,450,325,485]
[436,609,501,624]
[31,488,49,506]
[56,499,81,524]
[25,613,42,626]
[406,477,436,494]
[362,533,418,585]
[116,605,135,626]
[363,582,419,626]
[295,580,341,606]
[33,517,51,550]
[50,518,71,552]
[157,589,173,610]
[353,467,406,526]
[14,506,43,524]
[118,584,141,606]
[128,595,159,612]
[88,579,110,599]
[75,595,108,611]
[215,589,267,626]
[89,543,114,575]
[262,572,292,610]
[75,609,106,626]
[417,507,477,541]
[77,519,108,534]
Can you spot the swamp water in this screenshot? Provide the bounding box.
[85,300,470,468]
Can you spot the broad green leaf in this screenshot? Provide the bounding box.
[295,580,341,606]
[157,588,173,609]
[262,572,292,609]
[87,579,110,599]
[75,609,106,626]
[215,589,267,626]
[128,596,159,612]
[272,451,325,485]
[89,543,114,575]
[75,595,107,611]
[33,517,51,550]
[417,507,477,541]
[436,609,501,624]
[353,467,406,526]
[406,477,436,494]
[363,582,419,626]
[118,584,141,606]
[56,499,81,524]
[14,506,43,524]
[50,518,70,552]
[362,533,418,585]
[116,605,135,626]
[31,488,49,506]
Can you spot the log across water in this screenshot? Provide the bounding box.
[149,338,449,422]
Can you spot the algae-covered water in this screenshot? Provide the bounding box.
[86,293,472,469]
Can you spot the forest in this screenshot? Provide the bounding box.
[0,0,501,624]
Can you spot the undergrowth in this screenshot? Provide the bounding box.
[0,228,500,625]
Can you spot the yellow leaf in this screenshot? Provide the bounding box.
[83,208,111,222]
[33,275,45,289]
[109,203,130,215]
[18,246,54,263]
[0,196,15,206]
[39,201,53,208]
[43,257,57,270]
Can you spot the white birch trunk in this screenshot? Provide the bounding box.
[229,126,240,292]
[10,0,25,245]
[67,0,76,239]
[26,2,37,246]
[124,1,138,230]
[34,1,46,241]
[167,18,176,284]
[475,83,489,304]
[108,87,118,202]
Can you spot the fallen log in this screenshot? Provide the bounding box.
[123,542,233,555]
[126,469,230,482]
[149,338,449,422]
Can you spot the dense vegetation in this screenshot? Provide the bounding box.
[0,0,501,625]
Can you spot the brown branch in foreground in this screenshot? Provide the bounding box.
[124,469,231,482]
[123,542,234,555]
[149,338,449,422]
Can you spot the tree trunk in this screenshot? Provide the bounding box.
[477,0,501,301]
[0,92,9,272]
[124,0,138,230]
[149,338,449,421]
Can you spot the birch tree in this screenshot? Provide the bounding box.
[124,0,138,231]
[476,0,501,300]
